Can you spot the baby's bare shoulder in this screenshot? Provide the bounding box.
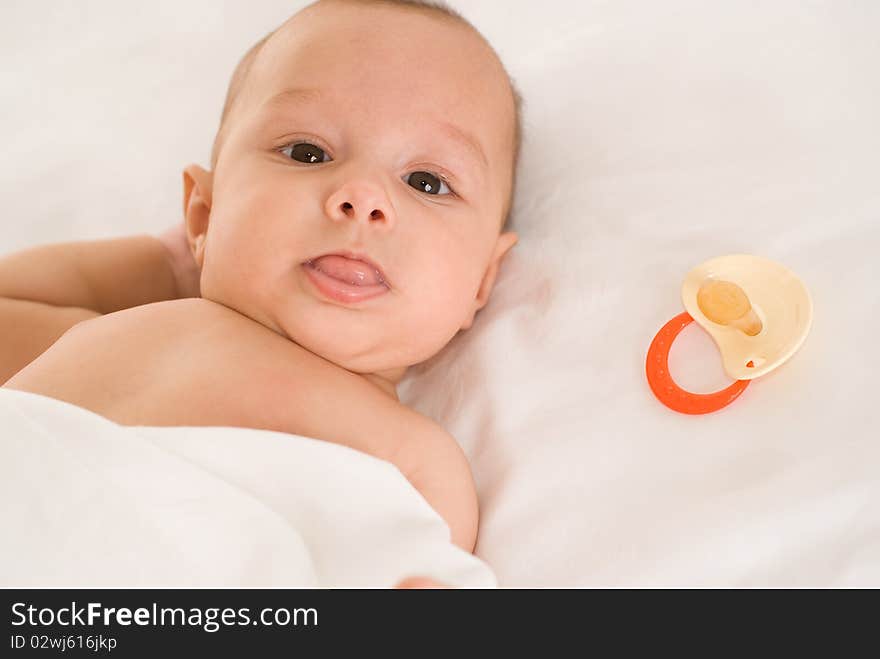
[69,297,246,335]
[4,298,271,423]
[10,298,419,459]
[391,414,479,553]
[36,298,242,353]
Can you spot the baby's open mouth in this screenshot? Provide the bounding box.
[304,253,388,287]
[302,252,391,305]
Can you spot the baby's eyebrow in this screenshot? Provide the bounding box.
[261,86,325,111]
[259,86,489,174]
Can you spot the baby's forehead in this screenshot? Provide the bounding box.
[250,3,509,105]
[259,32,507,132]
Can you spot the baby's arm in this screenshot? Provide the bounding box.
[0,234,181,313]
[0,228,192,382]
[0,299,100,384]
[403,426,480,554]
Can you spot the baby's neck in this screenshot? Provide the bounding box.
[361,370,404,402]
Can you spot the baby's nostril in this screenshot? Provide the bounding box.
[370,209,383,219]
[342,202,353,210]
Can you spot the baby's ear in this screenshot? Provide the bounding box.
[461,231,518,330]
[182,164,214,268]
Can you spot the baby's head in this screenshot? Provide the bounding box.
[182,0,522,398]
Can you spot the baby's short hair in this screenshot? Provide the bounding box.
[210,0,523,232]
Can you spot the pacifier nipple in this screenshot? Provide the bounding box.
[696,279,763,336]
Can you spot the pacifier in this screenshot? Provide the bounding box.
[645,254,812,414]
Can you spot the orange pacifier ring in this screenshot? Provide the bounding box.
[646,312,750,415]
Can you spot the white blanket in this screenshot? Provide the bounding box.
[0,389,496,588]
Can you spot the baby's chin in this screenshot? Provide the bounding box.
[200,273,447,377]
[229,300,386,369]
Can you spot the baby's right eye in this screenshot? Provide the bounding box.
[279,142,331,164]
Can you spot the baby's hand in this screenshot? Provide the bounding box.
[156,222,201,298]
[394,577,451,589]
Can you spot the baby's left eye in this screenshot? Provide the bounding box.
[280,142,330,164]
[405,171,453,196]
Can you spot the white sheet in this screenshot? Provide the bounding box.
[0,388,496,588]
[1,1,878,586]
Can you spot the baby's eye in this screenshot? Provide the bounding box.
[280,142,330,164]
[405,171,452,196]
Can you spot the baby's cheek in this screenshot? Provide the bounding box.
[196,261,222,304]
[197,246,240,307]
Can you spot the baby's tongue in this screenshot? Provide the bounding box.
[311,254,382,286]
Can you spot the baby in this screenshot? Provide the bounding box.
[0,0,521,555]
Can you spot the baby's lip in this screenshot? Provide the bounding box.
[303,251,391,289]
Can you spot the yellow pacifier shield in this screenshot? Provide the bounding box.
[681,254,812,380]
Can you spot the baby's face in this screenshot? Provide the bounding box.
[187,1,517,385]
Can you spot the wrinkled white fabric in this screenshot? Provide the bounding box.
[0,389,496,588]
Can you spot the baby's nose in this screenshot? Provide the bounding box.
[326,180,395,228]
[339,201,386,222]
